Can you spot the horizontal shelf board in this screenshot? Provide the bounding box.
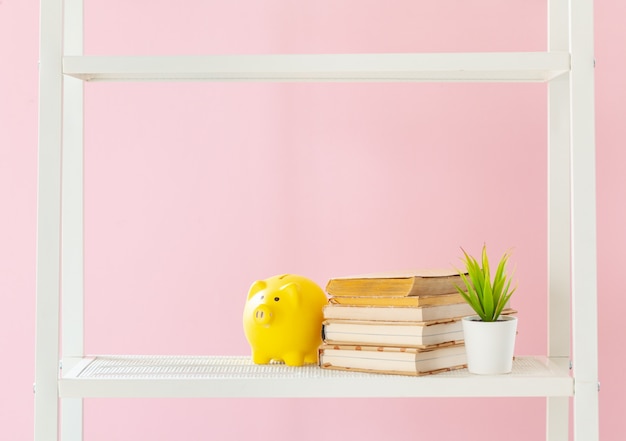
[60,355,573,398]
[63,52,570,82]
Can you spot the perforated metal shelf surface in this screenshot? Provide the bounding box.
[76,355,358,379]
[59,355,573,399]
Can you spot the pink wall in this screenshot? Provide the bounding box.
[1,1,623,440]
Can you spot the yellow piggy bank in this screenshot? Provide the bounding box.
[243,274,327,366]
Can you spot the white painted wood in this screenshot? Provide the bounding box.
[61,0,85,369]
[548,0,572,363]
[547,79,572,359]
[34,0,64,439]
[60,400,83,441]
[569,0,600,440]
[59,355,573,399]
[547,73,572,441]
[62,52,570,82]
[546,0,572,438]
[547,397,571,441]
[61,1,85,440]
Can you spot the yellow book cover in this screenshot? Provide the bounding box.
[328,292,465,307]
[326,269,466,297]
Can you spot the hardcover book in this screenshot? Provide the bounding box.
[325,269,466,297]
[322,318,464,348]
[319,343,467,376]
[328,292,465,307]
[323,302,475,322]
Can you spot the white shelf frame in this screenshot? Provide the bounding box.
[62,52,570,82]
[34,0,599,440]
[59,356,573,399]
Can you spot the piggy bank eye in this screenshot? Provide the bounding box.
[274,297,280,302]
[260,296,264,300]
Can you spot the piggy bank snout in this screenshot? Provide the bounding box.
[253,304,273,325]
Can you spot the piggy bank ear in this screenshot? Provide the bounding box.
[247,280,267,300]
[280,282,302,306]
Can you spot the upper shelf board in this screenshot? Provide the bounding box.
[63,52,570,82]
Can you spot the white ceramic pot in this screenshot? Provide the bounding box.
[461,315,518,375]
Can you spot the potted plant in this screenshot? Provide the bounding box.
[455,245,518,374]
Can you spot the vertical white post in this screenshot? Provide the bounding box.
[546,77,572,440]
[547,0,572,438]
[61,0,85,440]
[35,0,63,440]
[569,0,600,440]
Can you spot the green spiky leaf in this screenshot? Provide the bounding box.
[455,245,517,322]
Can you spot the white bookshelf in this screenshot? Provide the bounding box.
[34,0,599,440]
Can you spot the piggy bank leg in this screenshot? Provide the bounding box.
[251,351,272,365]
[304,350,318,365]
[282,352,306,367]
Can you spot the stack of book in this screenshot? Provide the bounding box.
[319,269,475,376]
